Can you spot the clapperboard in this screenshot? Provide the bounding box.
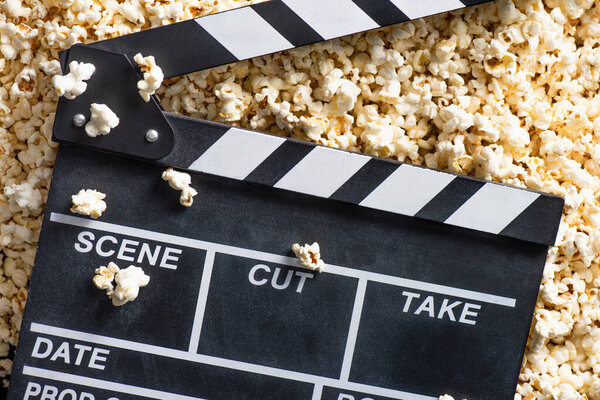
[8,1,565,400]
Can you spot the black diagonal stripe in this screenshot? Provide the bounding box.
[244,139,315,186]
[89,19,238,78]
[252,1,324,48]
[414,177,485,222]
[460,0,495,6]
[330,158,398,204]
[352,0,409,27]
[500,194,565,246]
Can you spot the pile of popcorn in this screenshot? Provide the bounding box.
[1,0,600,397]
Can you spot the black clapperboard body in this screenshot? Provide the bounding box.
[8,2,564,400]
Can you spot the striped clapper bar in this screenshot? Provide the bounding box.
[9,2,564,400]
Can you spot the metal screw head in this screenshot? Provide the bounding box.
[72,114,86,127]
[145,129,159,143]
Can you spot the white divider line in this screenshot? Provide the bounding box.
[188,250,215,354]
[339,279,367,382]
[30,322,437,400]
[312,383,323,400]
[49,213,516,307]
[29,323,435,400]
[22,366,208,400]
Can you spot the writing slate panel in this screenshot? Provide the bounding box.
[8,146,548,400]
[198,254,358,378]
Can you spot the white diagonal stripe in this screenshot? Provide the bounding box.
[195,7,293,60]
[445,183,540,234]
[359,164,455,216]
[388,0,466,19]
[274,147,370,198]
[188,128,285,180]
[282,0,379,40]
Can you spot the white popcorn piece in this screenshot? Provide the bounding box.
[530,309,573,353]
[93,262,149,307]
[589,376,600,400]
[70,189,107,219]
[110,265,150,307]
[93,262,117,293]
[39,60,62,77]
[3,182,42,213]
[118,1,146,25]
[0,21,37,61]
[133,53,164,102]
[10,67,37,99]
[84,103,119,137]
[215,80,248,122]
[161,167,197,207]
[51,61,95,100]
[291,242,324,273]
[1,0,31,18]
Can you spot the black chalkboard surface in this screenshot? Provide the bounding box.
[9,145,552,400]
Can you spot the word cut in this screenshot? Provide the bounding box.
[24,382,118,400]
[74,231,182,270]
[249,264,314,293]
[401,291,481,325]
[31,337,110,370]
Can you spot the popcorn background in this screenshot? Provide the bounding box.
[0,0,599,398]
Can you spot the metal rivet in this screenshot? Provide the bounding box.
[145,129,159,143]
[72,114,86,127]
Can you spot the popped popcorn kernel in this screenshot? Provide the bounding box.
[133,53,164,102]
[93,262,150,307]
[291,242,324,272]
[161,167,197,207]
[84,103,119,137]
[70,189,106,219]
[51,61,95,100]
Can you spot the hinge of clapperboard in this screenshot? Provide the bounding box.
[52,0,564,247]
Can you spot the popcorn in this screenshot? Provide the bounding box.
[84,103,119,137]
[11,67,37,99]
[291,242,324,272]
[1,0,32,19]
[118,1,146,25]
[529,309,573,353]
[70,189,107,219]
[133,53,164,102]
[214,79,248,122]
[589,376,600,400]
[93,262,150,306]
[110,265,150,306]
[92,261,120,292]
[0,22,37,61]
[39,60,62,77]
[3,182,42,213]
[51,61,95,100]
[161,167,198,207]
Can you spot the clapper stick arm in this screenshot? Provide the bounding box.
[54,0,497,154]
[81,0,495,80]
[156,112,565,247]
